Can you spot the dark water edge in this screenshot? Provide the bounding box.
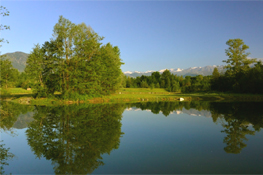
[1,101,263,174]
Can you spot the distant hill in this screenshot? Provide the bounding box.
[1,51,29,72]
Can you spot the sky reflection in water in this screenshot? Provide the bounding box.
[1,101,263,174]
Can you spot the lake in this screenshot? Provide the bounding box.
[1,101,263,174]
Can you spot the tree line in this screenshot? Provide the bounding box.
[123,70,211,93]
[123,39,263,94]
[1,20,263,96]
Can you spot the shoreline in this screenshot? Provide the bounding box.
[2,92,263,106]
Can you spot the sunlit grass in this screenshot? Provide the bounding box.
[2,88,263,105]
[119,88,170,93]
[0,88,33,94]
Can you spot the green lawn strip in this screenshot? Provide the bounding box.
[100,93,188,102]
[3,88,263,105]
[119,88,170,93]
[0,88,33,95]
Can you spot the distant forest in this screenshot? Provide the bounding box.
[1,14,263,97]
[120,39,263,94]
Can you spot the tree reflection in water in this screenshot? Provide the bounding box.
[1,101,263,174]
[0,141,15,175]
[0,102,34,133]
[0,102,33,174]
[26,103,126,174]
[209,102,263,154]
[128,101,263,154]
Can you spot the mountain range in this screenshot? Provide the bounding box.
[124,65,225,77]
[8,51,263,77]
[1,51,226,76]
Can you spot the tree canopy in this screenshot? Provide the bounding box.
[25,16,123,99]
[224,38,256,75]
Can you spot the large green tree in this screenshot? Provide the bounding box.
[221,39,259,92]
[223,39,256,75]
[26,16,123,98]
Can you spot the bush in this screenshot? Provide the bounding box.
[33,85,48,98]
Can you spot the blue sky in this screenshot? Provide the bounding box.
[1,1,263,72]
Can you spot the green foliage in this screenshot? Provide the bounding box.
[96,43,124,94]
[171,81,180,92]
[212,67,220,78]
[0,88,11,97]
[0,5,10,50]
[224,39,256,75]
[33,85,48,98]
[125,70,211,93]
[141,80,149,88]
[25,16,123,99]
[16,72,32,88]
[0,59,19,88]
[120,73,126,88]
[25,44,44,87]
[211,39,263,93]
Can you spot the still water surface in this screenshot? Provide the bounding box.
[1,101,263,174]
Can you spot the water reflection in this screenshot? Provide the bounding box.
[128,101,263,154]
[209,102,263,154]
[0,141,15,174]
[0,102,33,174]
[0,102,34,132]
[26,104,125,174]
[127,101,210,116]
[1,101,263,174]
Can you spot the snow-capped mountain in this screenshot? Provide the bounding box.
[124,65,225,77]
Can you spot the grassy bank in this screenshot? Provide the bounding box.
[0,88,33,95]
[1,88,263,105]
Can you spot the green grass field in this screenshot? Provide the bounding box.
[119,88,170,93]
[2,88,263,105]
[91,88,263,103]
[0,88,33,95]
